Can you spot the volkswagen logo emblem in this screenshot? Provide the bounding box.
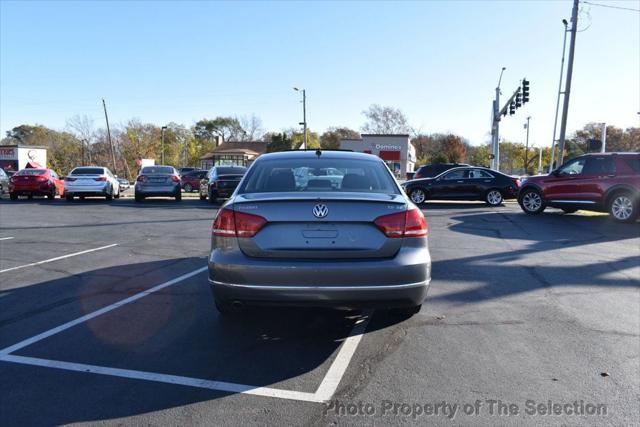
[312,203,329,219]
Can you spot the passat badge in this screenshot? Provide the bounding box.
[312,204,329,218]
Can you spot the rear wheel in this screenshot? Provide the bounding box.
[106,193,113,201]
[519,189,545,215]
[485,189,503,206]
[609,192,638,223]
[175,192,182,201]
[184,183,193,192]
[135,193,144,202]
[409,188,426,205]
[208,188,217,204]
[200,194,207,201]
[561,208,578,214]
[9,193,18,201]
[65,194,74,201]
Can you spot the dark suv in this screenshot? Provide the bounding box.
[518,153,640,222]
[413,163,470,179]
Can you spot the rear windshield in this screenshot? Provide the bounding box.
[239,158,399,194]
[141,166,175,174]
[17,169,46,176]
[217,167,247,175]
[71,167,104,175]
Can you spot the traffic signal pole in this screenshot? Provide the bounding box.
[491,87,500,170]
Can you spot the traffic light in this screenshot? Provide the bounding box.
[522,79,530,103]
[509,101,516,115]
[515,92,522,108]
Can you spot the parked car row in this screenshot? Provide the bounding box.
[404,153,640,223]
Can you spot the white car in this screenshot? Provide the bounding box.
[64,166,120,201]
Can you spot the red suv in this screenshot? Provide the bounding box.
[518,153,640,222]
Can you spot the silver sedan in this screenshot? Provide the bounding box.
[134,165,182,202]
[208,150,431,317]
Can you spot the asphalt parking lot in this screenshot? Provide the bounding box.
[1,194,638,426]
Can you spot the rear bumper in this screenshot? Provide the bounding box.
[135,183,180,196]
[208,244,431,308]
[65,183,110,196]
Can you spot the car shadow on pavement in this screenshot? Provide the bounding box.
[430,211,639,304]
[0,257,404,425]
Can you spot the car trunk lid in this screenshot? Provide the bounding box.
[232,192,407,259]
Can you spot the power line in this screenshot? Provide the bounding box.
[582,1,640,12]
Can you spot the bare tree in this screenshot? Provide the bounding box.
[361,104,412,134]
[66,114,95,163]
[238,114,265,141]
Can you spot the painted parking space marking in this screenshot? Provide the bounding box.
[0,243,118,274]
[0,265,370,403]
[0,237,15,241]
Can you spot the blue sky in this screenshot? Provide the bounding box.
[1,0,638,147]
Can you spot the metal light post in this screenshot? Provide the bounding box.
[293,87,307,150]
[524,116,531,174]
[557,0,580,166]
[161,126,168,164]
[491,67,506,170]
[549,19,570,173]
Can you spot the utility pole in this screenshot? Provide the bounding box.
[102,98,117,174]
[491,67,506,170]
[550,19,569,173]
[600,123,607,153]
[161,126,168,164]
[524,116,531,174]
[556,0,579,166]
[293,87,307,149]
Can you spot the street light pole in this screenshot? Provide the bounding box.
[524,116,531,174]
[557,0,579,166]
[491,67,506,170]
[161,126,168,164]
[550,19,570,173]
[294,87,307,149]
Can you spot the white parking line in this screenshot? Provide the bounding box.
[0,237,15,241]
[0,265,370,403]
[0,243,118,274]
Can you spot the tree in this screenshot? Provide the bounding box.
[466,143,492,167]
[267,133,293,152]
[411,133,467,165]
[193,117,244,145]
[66,115,96,164]
[291,129,320,149]
[238,114,264,141]
[361,104,412,134]
[320,127,360,149]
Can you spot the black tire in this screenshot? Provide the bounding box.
[184,183,193,192]
[47,187,56,200]
[208,189,217,204]
[389,304,421,318]
[9,193,18,201]
[519,188,546,215]
[200,194,207,201]
[65,194,74,201]
[409,188,427,205]
[485,189,503,206]
[608,192,638,223]
[27,194,33,200]
[114,189,120,199]
[561,208,578,214]
[135,194,144,202]
[175,192,182,201]
[106,193,113,201]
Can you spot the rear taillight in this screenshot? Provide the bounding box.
[212,208,267,238]
[65,177,76,182]
[94,176,107,181]
[374,208,428,238]
[513,178,521,188]
[136,175,147,182]
[171,175,180,183]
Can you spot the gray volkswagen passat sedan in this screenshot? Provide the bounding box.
[134,165,182,202]
[209,150,431,316]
